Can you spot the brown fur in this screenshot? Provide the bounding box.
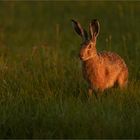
[82,51,128,92]
[72,19,128,96]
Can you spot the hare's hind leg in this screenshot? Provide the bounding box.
[117,69,128,89]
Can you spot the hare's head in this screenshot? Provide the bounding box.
[72,19,100,61]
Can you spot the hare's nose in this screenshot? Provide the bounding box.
[79,52,84,58]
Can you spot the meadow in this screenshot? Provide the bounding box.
[0,1,140,138]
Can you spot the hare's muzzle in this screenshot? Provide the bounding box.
[79,54,87,61]
[79,52,84,60]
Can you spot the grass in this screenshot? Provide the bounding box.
[0,1,140,138]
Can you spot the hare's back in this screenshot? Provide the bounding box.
[99,51,127,69]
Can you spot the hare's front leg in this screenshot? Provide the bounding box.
[88,88,93,97]
[88,88,98,99]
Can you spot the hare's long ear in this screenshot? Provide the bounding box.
[71,19,88,41]
[89,19,100,40]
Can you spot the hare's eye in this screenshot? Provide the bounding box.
[88,44,92,49]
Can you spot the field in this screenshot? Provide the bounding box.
[0,1,140,138]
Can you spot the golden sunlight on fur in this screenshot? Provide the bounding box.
[72,19,128,97]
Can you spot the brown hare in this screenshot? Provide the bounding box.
[72,19,128,97]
